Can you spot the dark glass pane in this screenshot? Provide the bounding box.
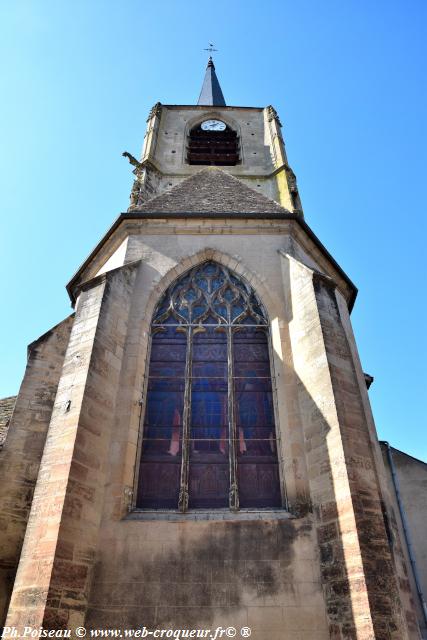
[238,463,282,508]
[150,340,186,362]
[231,302,245,321]
[174,306,190,321]
[188,462,229,508]
[195,276,208,291]
[150,319,186,353]
[192,362,226,379]
[234,361,271,378]
[137,329,186,508]
[235,388,274,427]
[232,327,281,507]
[142,437,182,455]
[190,438,228,453]
[215,305,227,319]
[237,434,277,456]
[149,361,186,378]
[236,426,276,443]
[234,378,272,392]
[193,342,227,363]
[193,328,227,374]
[212,274,225,289]
[203,312,222,324]
[223,287,235,302]
[184,287,198,302]
[233,329,270,361]
[143,389,183,456]
[143,427,181,440]
[189,331,229,507]
[191,390,227,432]
[192,304,207,320]
[191,325,228,472]
[137,461,181,509]
[147,379,185,393]
[192,378,228,392]
[144,388,184,420]
[204,262,219,276]
[190,431,229,446]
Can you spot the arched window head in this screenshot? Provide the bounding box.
[136,261,282,512]
[187,120,239,166]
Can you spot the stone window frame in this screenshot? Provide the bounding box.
[133,258,288,514]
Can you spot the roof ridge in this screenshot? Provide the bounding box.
[133,168,290,215]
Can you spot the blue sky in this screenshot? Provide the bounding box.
[0,1,426,460]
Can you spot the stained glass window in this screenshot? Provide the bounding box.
[136,261,282,510]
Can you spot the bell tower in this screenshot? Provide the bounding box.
[1,57,423,640]
[124,56,302,214]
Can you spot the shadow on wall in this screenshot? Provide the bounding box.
[87,519,304,629]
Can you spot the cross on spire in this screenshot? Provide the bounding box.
[204,43,218,55]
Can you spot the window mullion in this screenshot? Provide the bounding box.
[227,326,239,511]
[178,326,192,512]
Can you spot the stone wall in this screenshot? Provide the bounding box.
[85,515,329,639]
[0,316,74,627]
[5,264,139,632]
[381,445,427,638]
[314,276,414,639]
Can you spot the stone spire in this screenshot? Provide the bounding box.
[197,57,226,106]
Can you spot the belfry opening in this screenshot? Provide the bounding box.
[187,121,239,166]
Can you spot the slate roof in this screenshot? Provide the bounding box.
[0,395,16,448]
[135,168,290,215]
[198,57,226,106]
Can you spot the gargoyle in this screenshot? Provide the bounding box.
[122,151,141,168]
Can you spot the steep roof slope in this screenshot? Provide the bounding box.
[136,168,290,215]
[0,395,16,448]
[197,57,226,106]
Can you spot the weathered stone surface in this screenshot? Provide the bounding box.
[5,264,139,633]
[0,396,16,448]
[0,316,73,628]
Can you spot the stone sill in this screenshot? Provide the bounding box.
[125,508,294,522]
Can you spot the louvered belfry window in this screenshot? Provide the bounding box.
[187,124,239,166]
[136,261,282,511]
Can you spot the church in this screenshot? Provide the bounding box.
[1,57,426,640]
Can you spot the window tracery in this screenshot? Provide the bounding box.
[136,261,282,511]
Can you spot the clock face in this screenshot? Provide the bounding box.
[201,119,226,132]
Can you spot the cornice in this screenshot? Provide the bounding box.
[66,213,357,311]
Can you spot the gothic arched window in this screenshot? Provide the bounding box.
[136,261,282,511]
